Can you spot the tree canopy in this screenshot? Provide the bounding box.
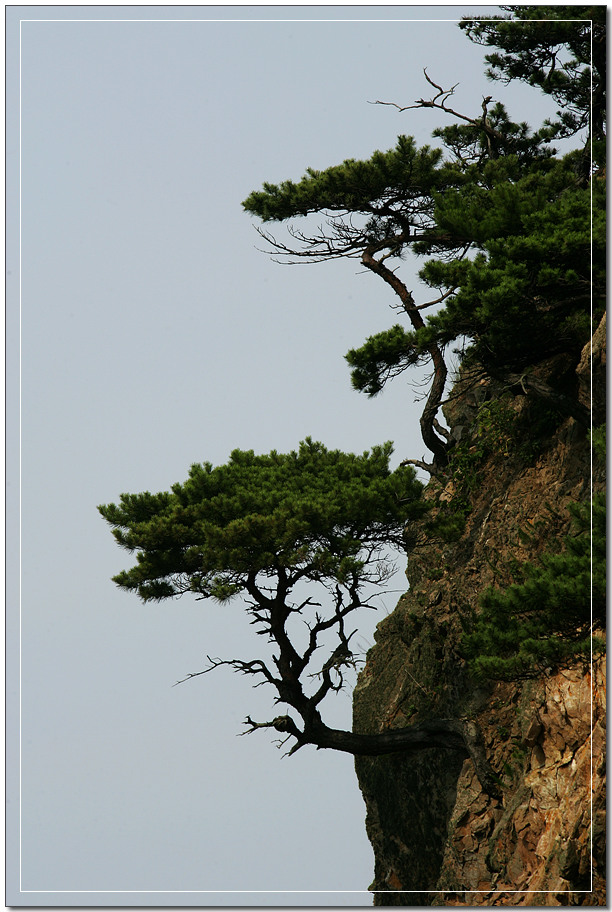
[99,441,427,733]
[243,7,605,471]
[99,438,423,603]
[99,441,499,791]
[460,6,606,154]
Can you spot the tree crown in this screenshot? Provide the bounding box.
[99,438,424,603]
[461,6,606,149]
[243,8,604,467]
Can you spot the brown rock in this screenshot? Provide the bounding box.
[354,320,606,906]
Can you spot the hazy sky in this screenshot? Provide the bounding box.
[7,5,568,907]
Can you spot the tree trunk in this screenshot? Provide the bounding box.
[293,717,501,798]
[362,241,449,466]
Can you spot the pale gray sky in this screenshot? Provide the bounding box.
[7,5,567,907]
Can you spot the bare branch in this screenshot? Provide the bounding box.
[178,574,500,795]
[174,655,278,688]
[371,69,460,115]
[417,285,459,311]
[501,370,591,427]
[240,714,307,756]
[301,583,363,670]
[290,595,322,614]
[253,223,367,265]
[400,456,439,477]
[373,68,507,156]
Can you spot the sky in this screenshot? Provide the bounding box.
[6,5,570,908]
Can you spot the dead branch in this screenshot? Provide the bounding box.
[375,69,483,125]
[373,69,506,155]
[400,456,439,476]
[174,655,278,688]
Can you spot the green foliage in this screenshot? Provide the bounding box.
[244,11,605,415]
[460,7,606,150]
[345,150,604,402]
[415,160,605,375]
[432,101,558,168]
[590,423,607,464]
[242,135,445,236]
[345,325,420,397]
[99,439,425,603]
[105,14,604,697]
[448,397,518,492]
[344,151,605,396]
[462,492,606,681]
[424,507,468,545]
[421,397,522,540]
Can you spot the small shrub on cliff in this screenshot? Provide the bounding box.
[448,397,517,488]
[462,491,606,681]
[425,396,522,536]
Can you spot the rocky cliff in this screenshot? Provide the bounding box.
[353,317,606,905]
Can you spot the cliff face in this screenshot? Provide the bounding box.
[353,318,606,905]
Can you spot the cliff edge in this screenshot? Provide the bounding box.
[353,317,606,905]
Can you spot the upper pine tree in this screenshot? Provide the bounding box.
[243,7,605,469]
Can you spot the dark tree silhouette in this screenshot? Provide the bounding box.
[99,439,500,795]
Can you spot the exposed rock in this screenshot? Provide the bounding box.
[578,312,606,425]
[430,656,605,906]
[353,322,606,905]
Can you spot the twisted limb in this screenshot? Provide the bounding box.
[240,712,501,798]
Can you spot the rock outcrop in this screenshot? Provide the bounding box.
[353,318,606,905]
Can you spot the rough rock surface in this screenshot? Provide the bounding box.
[432,657,606,905]
[353,320,606,905]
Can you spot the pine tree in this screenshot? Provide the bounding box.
[243,8,604,469]
[98,441,499,792]
[101,9,604,788]
[99,439,423,603]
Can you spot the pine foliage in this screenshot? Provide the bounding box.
[98,439,425,603]
[244,9,604,434]
[345,325,421,397]
[416,158,605,374]
[243,135,444,232]
[102,8,605,714]
[463,426,606,681]
[462,492,606,681]
[460,6,606,151]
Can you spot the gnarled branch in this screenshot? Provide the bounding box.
[362,238,450,468]
[240,712,501,797]
[373,68,507,157]
[502,370,590,427]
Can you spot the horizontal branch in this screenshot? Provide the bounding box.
[240,714,306,756]
[242,713,501,797]
[314,717,501,797]
[400,456,439,476]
